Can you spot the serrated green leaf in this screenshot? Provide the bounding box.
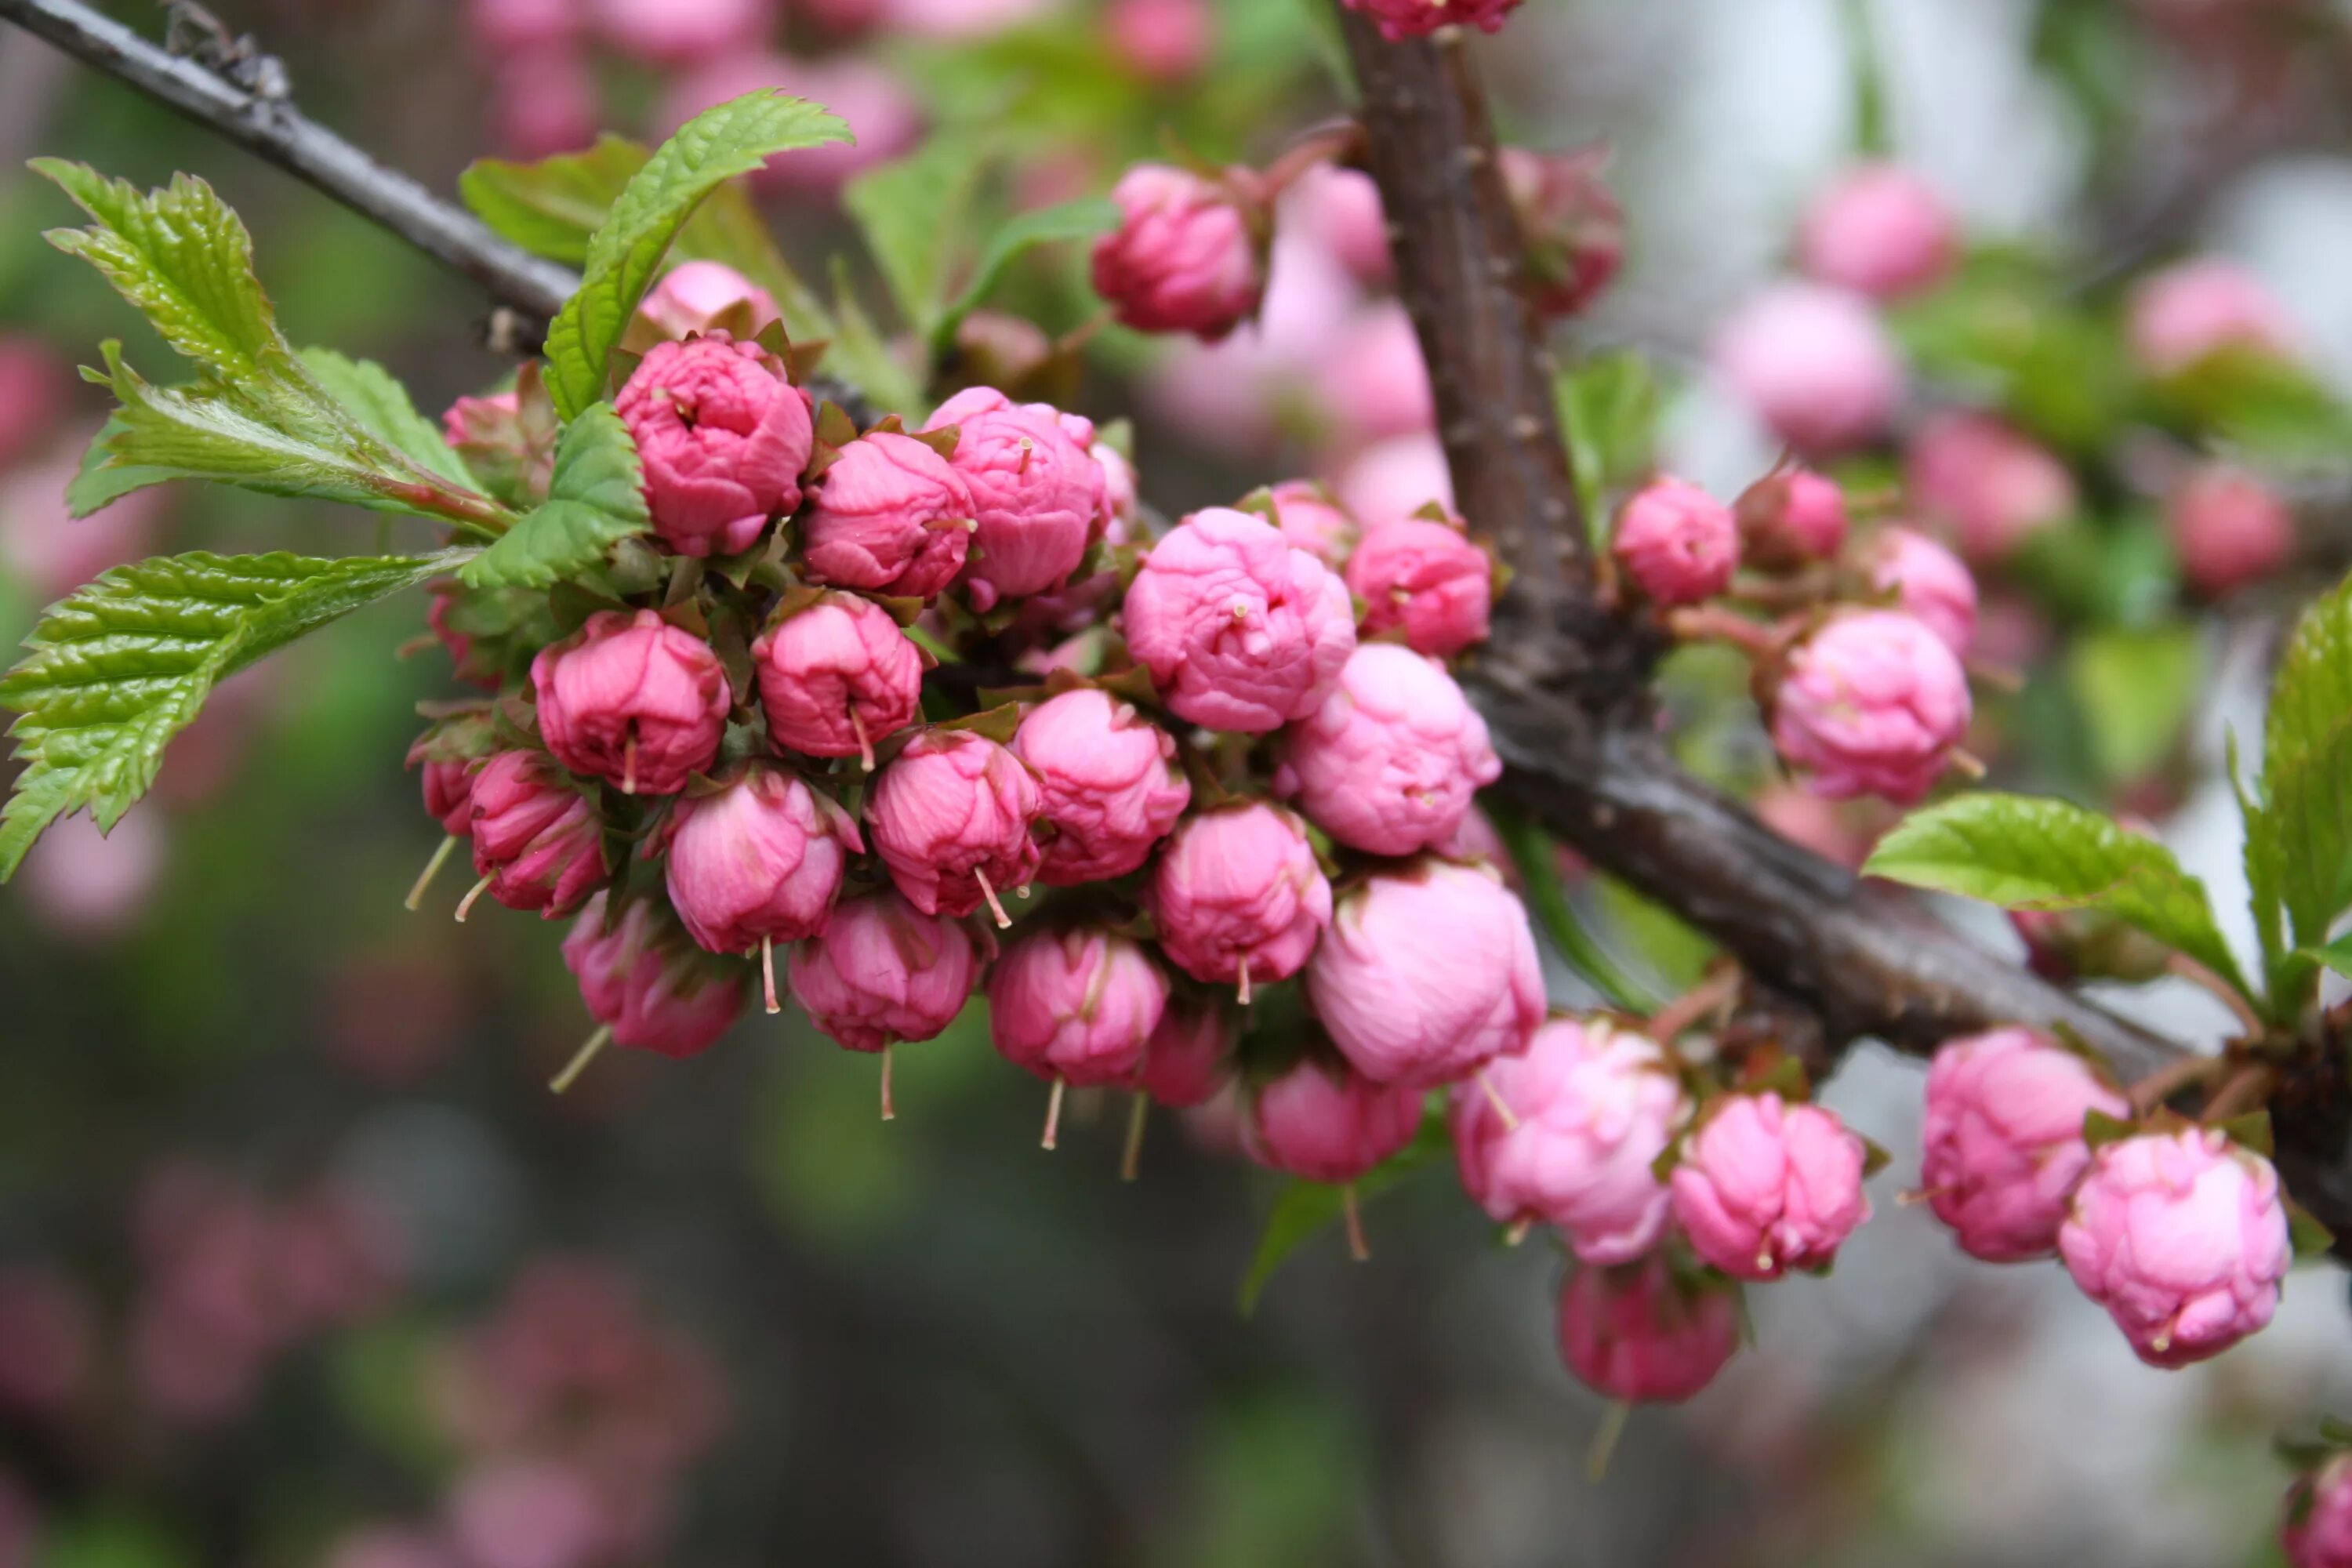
[936,194,1120,345]
[542,92,851,419]
[0,549,469,878]
[1556,351,1661,546]
[1864,792,2250,998]
[460,405,648,589]
[2230,730,2290,1012]
[2264,575,2352,953]
[844,136,990,342]
[299,347,477,490]
[64,414,176,515]
[1236,1104,1448,1318]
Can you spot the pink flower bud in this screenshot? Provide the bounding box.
[615,336,811,558]
[488,48,597,161]
[750,593,923,763]
[1921,1028,2129,1263]
[866,729,1041,920]
[787,889,985,1051]
[1146,803,1332,993]
[466,750,608,916]
[561,893,747,1058]
[1313,306,1436,450]
[1499,146,1624,318]
[662,54,919,194]
[530,609,730,797]
[1308,858,1544,1089]
[1451,1018,1683,1264]
[987,927,1169,1087]
[1141,1001,1233,1108]
[640,260,781,338]
[2129,257,2299,377]
[1091,164,1267,341]
[1342,0,1522,41]
[1011,689,1191,884]
[441,388,558,510]
[921,387,1102,609]
[1613,477,1740,607]
[1345,516,1493,658]
[1796,164,1957,301]
[1123,507,1356,734]
[1094,441,1139,534]
[1905,412,2074,564]
[1556,1254,1740,1405]
[2169,463,2295,597]
[1264,481,1359,570]
[2058,1126,2290,1367]
[448,1460,608,1568]
[1669,1091,1872,1280]
[1334,433,1454,532]
[1712,283,1904,455]
[1242,1057,1423,1183]
[1285,165,1390,289]
[1735,469,1849,570]
[1769,609,1972,805]
[409,731,481,837]
[587,0,767,65]
[2284,1455,2352,1568]
[1274,644,1500,858]
[1107,0,1211,81]
[662,766,861,954]
[800,431,976,601]
[1864,526,1978,656]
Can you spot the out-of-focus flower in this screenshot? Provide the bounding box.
[662,56,918,192]
[1905,411,2075,564]
[2128,257,2300,377]
[1796,163,1957,301]
[2168,463,2294,597]
[1712,282,1904,455]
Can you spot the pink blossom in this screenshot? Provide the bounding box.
[641,260,782,339]
[488,48,597,160]
[1613,477,1740,607]
[1285,165,1390,288]
[662,56,918,193]
[1734,468,1848,570]
[448,1459,608,1568]
[1141,1002,1233,1108]
[1275,644,1500,857]
[1796,164,1958,301]
[0,437,166,600]
[1864,525,1979,656]
[1712,282,1904,455]
[1499,146,1624,318]
[922,387,1102,608]
[1146,803,1332,994]
[1307,858,1544,1089]
[531,609,729,796]
[987,927,1169,1088]
[1450,1018,1683,1263]
[2284,1454,2352,1568]
[1263,480,1359,569]
[561,894,746,1058]
[2169,463,2295,597]
[662,766,861,954]
[412,746,477,837]
[787,889,984,1051]
[800,431,976,600]
[1313,305,1435,451]
[1905,411,2075,564]
[1333,434,1453,532]
[441,388,557,510]
[1556,1254,1740,1405]
[1092,163,1266,340]
[1345,515,1492,658]
[1123,506,1356,733]
[1107,0,1211,81]
[2129,257,2300,376]
[1242,1057,1424,1184]
[18,808,165,938]
[617,336,811,557]
[1921,1028,2129,1263]
[1011,689,1191,884]
[865,729,1041,920]
[2058,1126,2290,1367]
[750,592,924,763]
[1342,0,1523,41]
[1769,609,1973,805]
[1671,1092,1870,1280]
[466,750,608,917]
[587,0,767,65]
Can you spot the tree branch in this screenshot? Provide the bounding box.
[0,0,577,320]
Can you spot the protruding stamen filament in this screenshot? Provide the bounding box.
[550,1025,613,1094]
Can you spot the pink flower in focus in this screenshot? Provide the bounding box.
[617,336,811,557]
[865,729,1041,920]
[1450,1018,1683,1263]
[1712,282,1904,455]
[1264,480,1359,569]
[466,750,608,917]
[2169,464,2295,597]
[1243,1057,1424,1184]
[531,609,729,796]
[987,927,1169,1088]
[662,765,860,954]
[788,889,984,1051]
[1091,164,1267,341]
[1556,1254,1740,1405]
[1141,1002,1233,1108]
[1274,644,1500,858]
[750,592,924,764]
[1734,468,1848,571]
[1769,609,1973,805]
[1107,0,1211,81]
[1011,689,1190,884]
[1499,146,1624,318]
[1307,858,1544,1089]
[1905,411,2075,564]
[1921,1027,2129,1263]
[662,58,917,193]
[2058,1126,2290,1367]
[1345,515,1493,658]
[1342,0,1523,41]
[2129,257,2300,377]
[1123,506,1356,734]
[800,431,976,600]
[1796,164,1958,301]
[1864,526,1978,656]
[1670,1091,1871,1281]
[2285,1455,2352,1568]
[923,387,1102,609]
[561,894,746,1058]
[640,260,782,339]
[1146,803,1332,995]
[1613,477,1740,607]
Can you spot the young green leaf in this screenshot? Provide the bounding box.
[0,549,470,880]
[459,405,649,590]
[1555,351,1661,546]
[2230,731,2295,1017]
[935,194,1121,345]
[299,347,478,490]
[2263,574,2352,949]
[1236,1105,1449,1317]
[541,92,851,419]
[2300,934,2352,981]
[843,136,989,341]
[1864,792,2251,998]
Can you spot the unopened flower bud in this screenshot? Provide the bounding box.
[1769,609,1972,805]
[2283,1454,2352,1568]
[750,593,923,764]
[1147,803,1332,996]
[616,335,812,558]
[1107,0,1211,81]
[1905,412,2074,564]
[1141,1001,1234,1109]
[1921,1028,2128,1263]
[1091,163,1267,341]
[466,750,608,917]
[662,764,862,954]
[1736,469,1849,571]
[1341,0,1523,42]
[2169,464,2295,598]
[1863,526,1977,656]
[988,927,1169,1089]
[1556,1254,1740,1405]
[561,892,746,1058]
[787,889,985,1051]
[2129,257,2300,377]
[1712,283,1903,455]
[922,387,1102,609]
[1499,145,1624,318]
[640,260,782,339]
[1669,1091,1871,1281]
[800,430,977,600]
[1011,689,1191,884]
[1613,477,1739,607]
[1275,644,1500,858]
[1243,1056,1423,1183]
[530,609,729,797]
[1797,164,1957,301]
[1345,514,1493,658]
[1264,480,1359,570]
[866,729,1041,922]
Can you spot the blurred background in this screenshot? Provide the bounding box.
[4,0,2352,1563]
